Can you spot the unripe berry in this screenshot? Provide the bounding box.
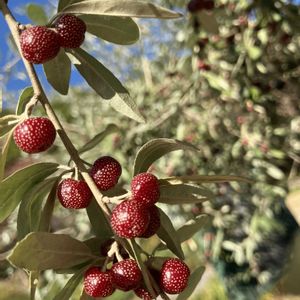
[54,14,86,48]
[110,200,150,238]
[131,173,160,206]
[13,117,56,153]
[84,267,115,298]
[140,205,161,238]
[111,259,142,291]
[160,258,190,294]
[57,178,92,209]
[20,26,60,64]
[90,156,122,191]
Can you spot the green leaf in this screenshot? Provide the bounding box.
[0,130,13,181]
[176,266,205,300]
[67,48,145,123]
[156,208,184,260]
[160,175,252,184]
[159,183,214,204]
[17,178,58,240]
[79,15,140,45]
[133,138,199,175]
[0,114,19,137]
[43,49,71,95]
[16,87,34,115]
[8,232,95,271]
[84,237,108,256]
[27,4,48,25]
[86,199,113,239]
[79,124,119,155]
[61,0,182,19]
[198,11,219,34]
[58,0,82,12]
[53,266,87,300]
[177,215,209,243]
[0,163,59,223]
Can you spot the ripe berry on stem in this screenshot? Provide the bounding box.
[131,173,160,206]
[84,267,115,298]
[134,287,156,300]
[13,117,56,153]
[110,200,150,238]
[140,205,161,238]
[160,258,190,294]
[20,26,60,64]
[90,156,122,191]
[54,14,86,48]
[57,178,92,209]
[111,259,142,291]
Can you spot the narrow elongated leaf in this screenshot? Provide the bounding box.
[16,87,34,115]
[159,183,214,204]
[0,114,19,137]
[79,15,140,45]
[27,4,48,25]
[61,0,182,19]
[43,49,71,95]
[53,266,87,300]
[86,199,113,239]
[160,175,252,185]
[133,138,199,175]
[17,178,58,240]
[0,163,59,222]
[67,48,145,123]
[286,189,300,226]
[0,130,13,181]
[8,233,95,271]
[58,0,82,12]
[79,124,118,155]
[176,266,205,300]
[156,208,184,260]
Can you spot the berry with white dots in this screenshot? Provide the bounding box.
[20,26,60,64]
[134,287,156,300]
[90,156,122,191]
[131,173,160,206]
[57,178,92,209]
[13,117,56,154]
[110,200,149,238]
[84,267,115,298]
[54,14,86,48]
[140,205,161,238]
[111,259,142,291]
[160,258,190,294]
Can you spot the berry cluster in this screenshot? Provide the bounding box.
[187,0,214,13]
[20,14,86,64]
[111,172,161,239]
[84,258,190,298]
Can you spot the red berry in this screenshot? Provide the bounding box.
[131,173,160,206]
[20,26,60,64]
[187,0,204,13]
[57,178,92,209]
[54,14,86,48]
[134,287,156,300]
[90,156,122,191]
[110,200,150,238]
[203,0,214,10]
[84,267,115,298]
[111,259,142,291]
[13,117,56,153]
[140,206,161,238]
[160,258,190,294]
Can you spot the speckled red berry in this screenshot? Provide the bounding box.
[110,200,150,238]
[57,178,92,209]
[160,258,190,294]
[54,14,86,48]
[140,206,161,238]
[134,287,156,300]
[111,259,142,291]
[84,267,115,298]
[13,117,56,153]
[90,156,122,191]
[187,0,204,13]
[131,173,160,206]
[20,26,60,64]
